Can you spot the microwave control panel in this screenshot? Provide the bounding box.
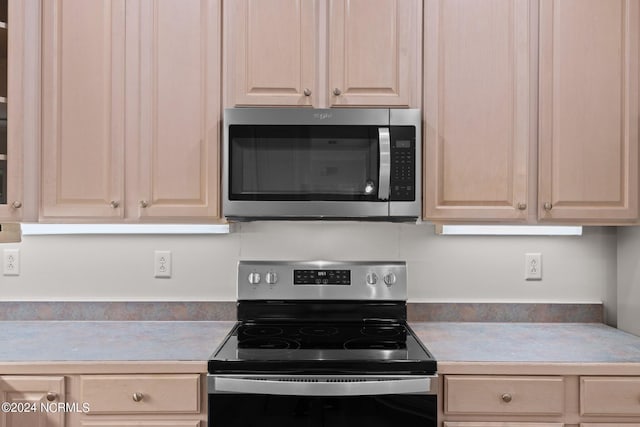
[390,127,415,201]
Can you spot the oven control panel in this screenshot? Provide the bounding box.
[237,261,407,301]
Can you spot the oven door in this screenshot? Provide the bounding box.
[208,375,437,427]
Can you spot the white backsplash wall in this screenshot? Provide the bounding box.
[0,223,616,316]
[617,226,640,335]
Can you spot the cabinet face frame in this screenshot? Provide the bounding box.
[423,0,536,222]
[538,0,639,223]
[41,0,126,220]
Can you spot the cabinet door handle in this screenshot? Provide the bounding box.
[333,88,342,96]
[132,392,144,402]
[543,202,553,211]
[11,201,22,209]
[303,88,311,96]
[46,392,57,402]
[110,201,120,209]
[517,203,527,210]
[501,393,512,403]
[139,200,149,208]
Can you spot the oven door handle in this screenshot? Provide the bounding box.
[378,127,391,201]
[211,376,434,396]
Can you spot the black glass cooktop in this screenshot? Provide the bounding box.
[209,322,436,375]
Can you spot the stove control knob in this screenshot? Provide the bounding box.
[248,272,261,285]
[265,271,278,284]
[366,273,378,285]
[383,272,396,286]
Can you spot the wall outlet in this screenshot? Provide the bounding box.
[154,250,172,278]
[525,252,542,280]
[3,248,20,276]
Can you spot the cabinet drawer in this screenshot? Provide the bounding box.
[80,374,200,414]
[445,375,565,415]
[581,377,640,416]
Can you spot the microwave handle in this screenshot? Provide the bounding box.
[378,128,391,201]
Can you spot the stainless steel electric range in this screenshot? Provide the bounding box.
[208,261,437,427]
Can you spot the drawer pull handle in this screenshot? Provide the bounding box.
[132,392,144,402]
[501,393,512,403]
[46,392,57,402]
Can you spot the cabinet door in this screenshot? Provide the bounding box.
[41,0,125,219]
[0,0,24,220]
[329,0,421,107]
[224,0,316,107]
[538,0,639,222]
[0,376,65,427]
[424,0,533,221]
[133,0,220,219]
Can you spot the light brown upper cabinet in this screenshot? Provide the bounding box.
[42,0,125,220]
[538,0,639,223]
[0,0,28,221]
[425,0,640,225]
[223,0,421,108]
[424,0,535,222]
[41,0,220,222]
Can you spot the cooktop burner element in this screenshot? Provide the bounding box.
[209,261,436,375]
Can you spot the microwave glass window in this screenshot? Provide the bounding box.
[230,125,380,201]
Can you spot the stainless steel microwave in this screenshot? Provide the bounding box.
[223,108,421,220]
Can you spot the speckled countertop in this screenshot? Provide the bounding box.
[0,321,235,361]
[410,322,640,363]
[1,321,640,366]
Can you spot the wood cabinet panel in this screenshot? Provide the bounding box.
[80,374,200,414]
[224,0,316,107]
[538,0,639,222]
[136,0,220,219]
[424,0,533,221]
[41,0,125,219]
[445,375,565,415]
[328,0,420,107]
[0,376,65,427]
[581,377,640,416]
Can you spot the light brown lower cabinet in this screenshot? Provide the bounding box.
[0,376,65,427]
[0,371,206,427]
[443,375,640,427]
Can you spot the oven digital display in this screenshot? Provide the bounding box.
[294,269,351,285]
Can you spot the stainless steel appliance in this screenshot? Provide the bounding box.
[208,261,437,427]
[223,108,421,220]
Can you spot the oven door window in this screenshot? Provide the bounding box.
[210,394,436,427]
[229,125,380,201]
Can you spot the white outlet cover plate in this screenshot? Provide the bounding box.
[3,248,20,276]
[154,250,172,278]
[525,252,542,280]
